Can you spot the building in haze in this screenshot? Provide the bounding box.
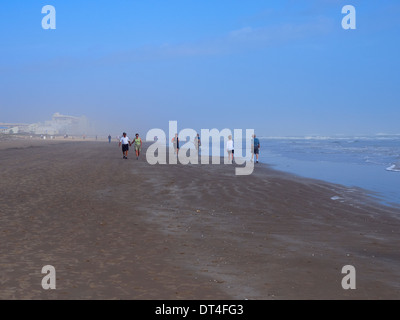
[0,113,90,136]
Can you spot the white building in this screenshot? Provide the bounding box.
[0,113,90,135]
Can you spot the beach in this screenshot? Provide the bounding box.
[1,139,399,299]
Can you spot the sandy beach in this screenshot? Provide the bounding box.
[0,139,399,300]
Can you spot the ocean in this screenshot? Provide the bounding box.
[256,135,400,207]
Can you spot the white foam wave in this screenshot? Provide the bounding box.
[386,164,400,172]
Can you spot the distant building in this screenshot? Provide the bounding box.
[0,113,90,135]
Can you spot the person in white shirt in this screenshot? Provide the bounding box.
[227,135,234,163]
[119,132,131,159]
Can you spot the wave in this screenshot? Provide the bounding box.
[386,164,400,172]
[259,135,400,141]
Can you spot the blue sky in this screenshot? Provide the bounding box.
[0,0,399,136]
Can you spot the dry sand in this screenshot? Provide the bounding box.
[0,139,399,299]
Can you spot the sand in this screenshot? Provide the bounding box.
[0,139,399,299]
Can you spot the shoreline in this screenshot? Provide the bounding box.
[0,137,396,211]
[257,137,400,209]
[1,140,400,299]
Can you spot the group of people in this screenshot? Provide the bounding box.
[118,132,143,160]
[226,134,260,163]
[171,133,202,155]
[116,132,261,163]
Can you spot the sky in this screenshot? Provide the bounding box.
[0,0,399,136]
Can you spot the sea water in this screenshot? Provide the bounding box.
[189,134,399,207]
[255,135,400,207]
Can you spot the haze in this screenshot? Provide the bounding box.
[1,0,399,137]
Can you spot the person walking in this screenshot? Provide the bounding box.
[132,133,142,160]
[108,134,112,143]
[227,135,234,163]
[252,134,260,163]
[172,133,179,155]
[119,132,131,159]
[194,133,201,154]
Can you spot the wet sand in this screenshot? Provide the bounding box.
[1,139,400,299]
